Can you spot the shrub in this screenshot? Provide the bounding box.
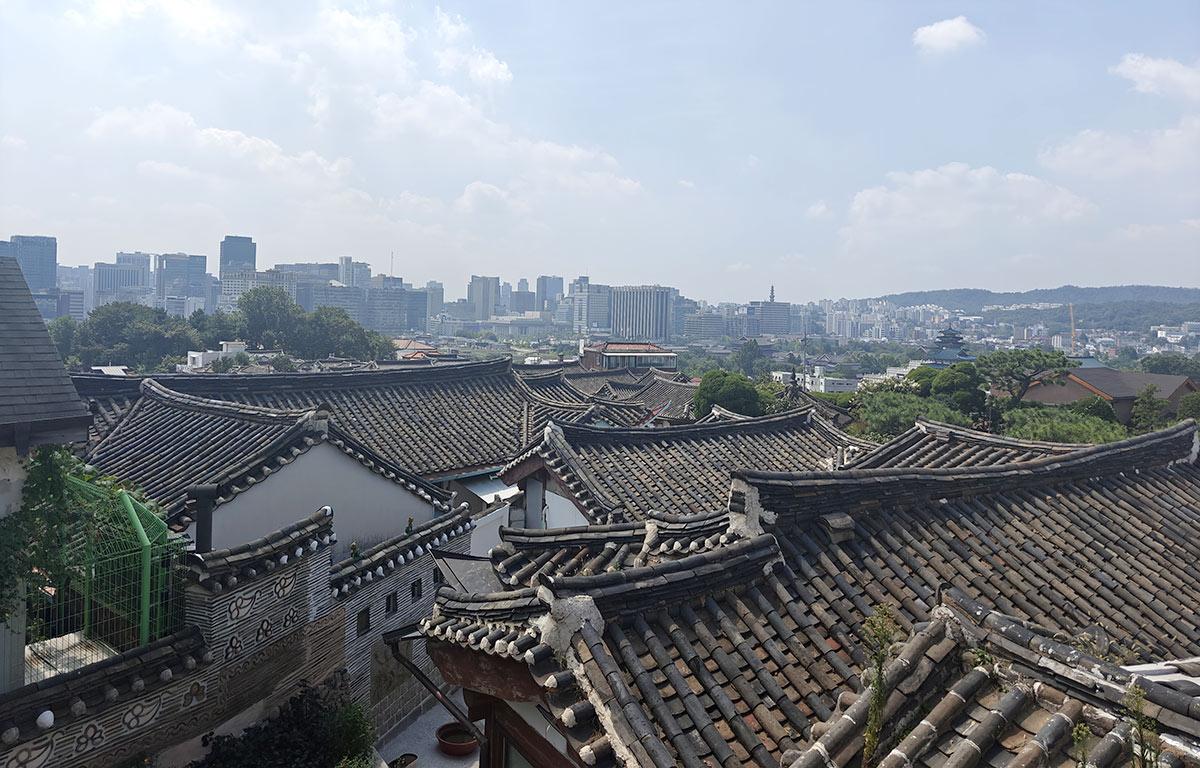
[1003,408,1127,444]
[1070,395,1118,422]
[1177,391,1200,422]
[855,391,970,439]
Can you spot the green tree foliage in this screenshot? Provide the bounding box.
[929,362,986,415]
[69,303,199,371]
[1138,352,1200,379]
[1003,408,1127,443]
[1070,395,1118,422]
[732,339,763,376]
[269,354,297,372]
[290,306,391,360]
[1178,391,1200,422]
[975,348,1070,402]
[693,370,765,418]
[47,316,77,360]
[855,391,970,438]
[190,684,375,768]
[905,366,939,397]
[1129,385,1169,434]
[238,287,301,348]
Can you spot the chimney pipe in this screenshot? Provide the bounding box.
[188,484,221,553]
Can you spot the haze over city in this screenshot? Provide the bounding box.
[2,1,1198,303]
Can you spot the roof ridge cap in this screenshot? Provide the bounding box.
[139,379,314,422]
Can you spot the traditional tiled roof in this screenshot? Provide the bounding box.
[694,403,753,423]
[73,358,651,478]
[850,419,1088,468]
[621,376,698,422]
[423,422,1200,768]
[0,626,210,746]
[0,256,91,447]
[488,508,736,589]
[500,408,877,521]
[184,506,336,592]
[86,380,452,527]
[329,504,474,599]
[787,589,1200,768]
[733,420,1200,660]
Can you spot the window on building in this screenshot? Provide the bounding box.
[385,591,398,614]
[410,579,423,603]
[356,607,371,637]
[432,568,444,585]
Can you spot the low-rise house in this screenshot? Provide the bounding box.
[1024,366,1198,424]
[580,342,678,371]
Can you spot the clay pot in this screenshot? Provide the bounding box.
[435,722,478,757]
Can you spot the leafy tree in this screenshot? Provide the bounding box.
[269,354,297,372]
[975,348,1070,403]
[211,357,236,374]
[1003,408,1126,443]
[1070,395,1118,422]
[855,391,970,438]
[238,287,301,348]
[693,370,765,418]
[1139,352,1200,380]
[1129,385,1169,434]
[905,366,938,397]
[930,362,986,415]
[47,316,78,360]
[190,309,248,350]
[1178,391,1200,422]
[733,339,763,376]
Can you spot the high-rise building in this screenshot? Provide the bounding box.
[425,281,444,316]
[467,275,500,320]
[536,275,564,312]
[94,258,154,308]
[275,262,340,281]
[569,276,612,334]
[154,253,207,305]
[8,235,57,293]
[116,252,152,285]
[747,296,791,336]
[219,269,298,310]
[219,235,256,280]
[517,278,529,293]
[297,282,366,323]
[511,289,537,313]
[610,285,674,342]
[336,256,371,288]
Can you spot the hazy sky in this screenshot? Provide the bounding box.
[1,1,1197,303]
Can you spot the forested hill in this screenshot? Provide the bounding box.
[876,285,1200,312]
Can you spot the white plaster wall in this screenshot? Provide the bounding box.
[209,443,437,559]
[471,505,507,556]
[545,490,589,528]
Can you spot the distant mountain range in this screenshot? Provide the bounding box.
[875,285,1200,313]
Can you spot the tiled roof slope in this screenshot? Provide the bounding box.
[851,419,1088,468]
[500,408,877,521]
[733,420,1200,660]
[423,422,1200,768]
[73,358,651,477]
[86,380,452,526]
[0,256,91,444]
[622,376,697,421]
[695,403,753,423]
[788,589,1200,768]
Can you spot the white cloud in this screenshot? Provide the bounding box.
[805,200,832,220]
[677,179,695,189]
[432,7,512,87]
[840,163,1093,287]
[743,154,760,170]
[912,16,985,55]
[1182,218,1200,230]
[1111,54,1200,102]
[1116,223,1168,240]
[0,134,27,151]
[1039,116,1200,179]
[725,261,752,273]
[64,0,243,43]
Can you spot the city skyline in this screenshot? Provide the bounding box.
[1,2,1197,303]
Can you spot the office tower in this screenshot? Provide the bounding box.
[219,269,298,310]
[569,276,612,334]
[511,287,536,313]
[517,278,529,293]
[467,275,500,320]
[8,235,57,292]
[219,235,256,280]
[154,253,207,304]
[610,285,674,342]
[536,275,564,312]
[275,262,341,281]
[425,281,444,316]
[747,292,791,335]
[116,252,152,285]
[337,256,371,287]
[499,281,513,315]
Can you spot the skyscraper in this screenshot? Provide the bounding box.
[154,253,207,304]
[219,235,256,280]
[610,285,674,342]
[467,275,499,320]
[536,275,564,312]
[425,281,444,316]
[8,235,57,292]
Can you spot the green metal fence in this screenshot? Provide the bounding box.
[24,478,185,682]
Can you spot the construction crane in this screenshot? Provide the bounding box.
[1069,303,1076,355]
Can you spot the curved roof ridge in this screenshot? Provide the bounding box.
[914,418,1090,450]
[737,419,1198,485]
[552,405,819,442]
[139,378,316,423]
